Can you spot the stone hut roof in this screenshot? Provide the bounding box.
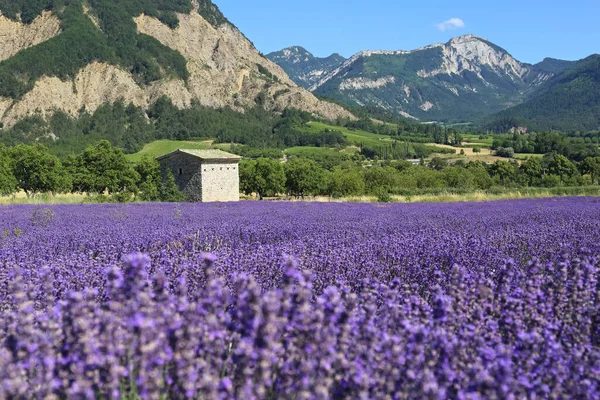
[156,149,242,162]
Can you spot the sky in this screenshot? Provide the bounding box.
[213,0,599,64]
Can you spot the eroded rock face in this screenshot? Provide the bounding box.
[0,11,61,62]
[134,13,353,120]
[0,9,353,127]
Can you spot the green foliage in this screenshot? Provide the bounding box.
[240,158,286,199]
[489,55,600,131]
[375,189,393,203]
[327,167,365,198]
[256,63,279,83]
[363,166,400,194]
[0,0,55,23]
[547,153,578,184]
[66,140,139,194]
[9,144,70,195]
[135,155,161,201]
[194,0,229,27]
[284,158,326,197]
[229,145,282,159]
[489,160,518,185]
[580,157,600,185]
[520,157,543,186]
[159,169,186,202]
[0,144,18,196]
[495,147,515,158]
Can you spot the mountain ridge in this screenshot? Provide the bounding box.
[487,54,600,131]
[266,46,346,89]
[270,34,578,123]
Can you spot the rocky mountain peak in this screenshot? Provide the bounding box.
[266,47,346,89]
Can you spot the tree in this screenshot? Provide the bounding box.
[135,155,161,201]
[520,157,543,186]
[580,157,600,184]
[442,166,475,190]
[10,144,69,196]
[284,158,326,198]
[240,158,286,200]
[159,170,186,202]
[363,166,400,194]
[465,162,493,190]
[548,153,577,185]
[489,160,517,185]
[428,157,448,171]
[495,147,515,158]
[69,140,139,194]
[0,144,17,196]
[327,167,365,198]
[472,147,481,154]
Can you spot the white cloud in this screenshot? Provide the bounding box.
[435,18,466,32]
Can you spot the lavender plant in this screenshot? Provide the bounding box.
[0,198,599,398]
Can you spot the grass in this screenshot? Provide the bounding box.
[126,139,232,162]
[285,186,600,204]
[461,134,494,146]
[301,121,395,147]
[514,153,544,160]
[284,146,346,156]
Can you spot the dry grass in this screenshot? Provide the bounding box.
[0,192,88,205]
[6,189,600,206]
[279,189,600,204]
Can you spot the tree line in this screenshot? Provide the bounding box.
[240,153,600,200]
[491,132,600,162]
[2,139,600,203]
[0,141,184,202]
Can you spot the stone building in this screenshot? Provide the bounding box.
[157,149,241,202]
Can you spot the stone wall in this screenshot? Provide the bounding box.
[158,152,239,202]
[200,162,240,202]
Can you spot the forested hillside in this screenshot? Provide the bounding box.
[486,55,600,132]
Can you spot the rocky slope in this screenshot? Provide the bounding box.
[0,1,353,128]
[266,46,346,89]
[271,35,575,122]
[0,11,60,62]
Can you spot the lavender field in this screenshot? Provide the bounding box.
[1,198,600,398]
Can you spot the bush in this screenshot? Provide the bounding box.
[495,147,515,158]
[375,189,393,203]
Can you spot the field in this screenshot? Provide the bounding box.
[1,199,599,398]
[301,121,395,147]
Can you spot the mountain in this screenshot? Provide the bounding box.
[271,35,575,123]
[266,47,346,89]
[0,0,352,129]
[487,54,600,132]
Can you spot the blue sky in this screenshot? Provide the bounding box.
[213,0,598,64]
